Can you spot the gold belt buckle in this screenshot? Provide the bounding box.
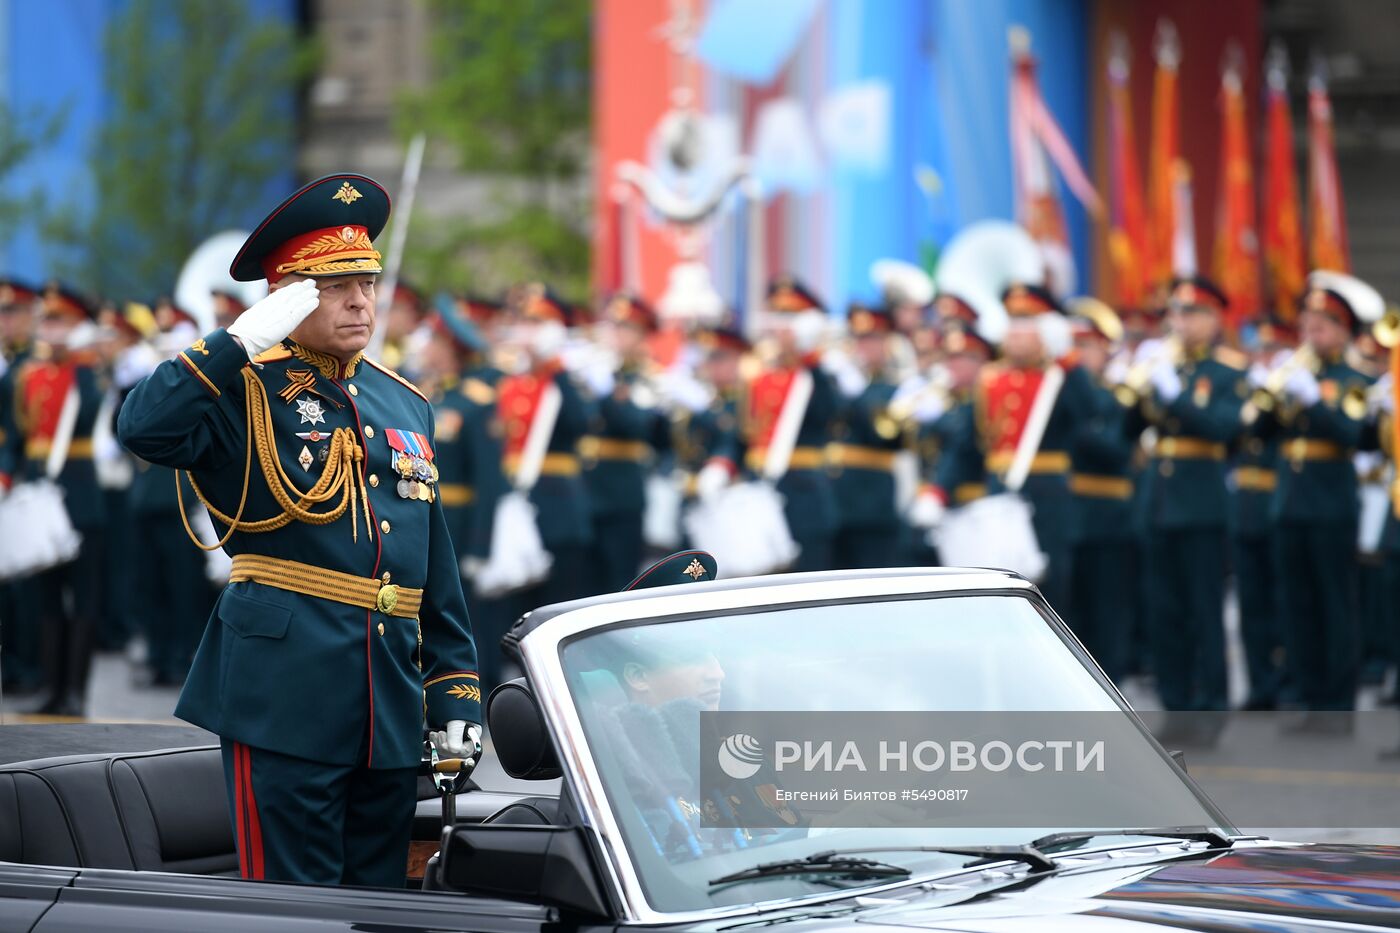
[376,583,400,615]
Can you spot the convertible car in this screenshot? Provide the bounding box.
[3,567,1400,931]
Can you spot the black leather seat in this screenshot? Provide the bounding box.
[0,747,236,875]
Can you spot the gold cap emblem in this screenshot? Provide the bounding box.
[333,181,363,205]
[684,558,707,580]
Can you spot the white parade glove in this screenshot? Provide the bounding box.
[1284,366,1321,407]
[1247,362,1270,389]
[907,488,946,529]
[790,311,828,355]
[696,460,732,502]
[1151,361,1183,403]
[226,279,320,361]
[430,720,482,764]
[822,348,868,397]
[583,364,615,399]
[1375,373,1394,414]
[459,555,483,579]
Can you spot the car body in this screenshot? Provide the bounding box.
[3,567,1399,931]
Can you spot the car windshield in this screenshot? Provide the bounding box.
[558,591,1227,914]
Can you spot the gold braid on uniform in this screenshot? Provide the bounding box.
[177,367,374,550]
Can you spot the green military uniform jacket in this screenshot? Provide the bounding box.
[1258,354,1374,525]
[1228,432,1279,540]
[117,329,480,769]
[582,367,667,517]
[830,378,902,531]
[674,389,743,498]
[1127,345,1248,529]
[1068,378,1136,545]
[928,396,986,506]
[430,374,506,563]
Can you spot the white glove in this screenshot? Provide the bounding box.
[1284,366,1321,407]
[1151,361,1183,403]
[430,720,482,763]
[907,489,946,529]
[226,279,320,361]
[1247,362,1270,389]
[1375,373,1394,414]
[582,364,615,399]
[822,348,868,397]
[696,460,732,502]
[790,311,828,355]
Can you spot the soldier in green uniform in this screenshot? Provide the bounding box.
[830,303,904,569]
[580,294,668,592]
[1228,321,1289,710]
[674,326,747,512]
[1250,271,1382,717]
[1063,298,1135,682]
[420,297,510,692]
[1119,276,1247,721]
[117,174,482,886]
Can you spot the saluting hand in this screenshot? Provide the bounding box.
[227,278,321,361]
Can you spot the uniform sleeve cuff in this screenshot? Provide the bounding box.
[176,329,246,397]
[424,671,483,727]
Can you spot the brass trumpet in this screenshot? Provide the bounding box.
[1251,344,1319,414]
[875,369,952,440]
[1374,307,1400,349]
[1113,336,1181,407]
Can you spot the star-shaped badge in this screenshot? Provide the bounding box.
[295,397,326,426]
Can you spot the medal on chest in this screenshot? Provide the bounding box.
[385,428,438,501]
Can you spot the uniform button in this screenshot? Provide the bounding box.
[381,571,391,584]
[377,622,385,636]
[348,384,359,396]
[364,425,375,439]
[1159,460,1175,477]
[381,520,391,534]
[368,473,379,487]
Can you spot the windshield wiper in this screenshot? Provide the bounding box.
[709,851,912,887]
[1030,826,1243,852]
[708,845,1057,888]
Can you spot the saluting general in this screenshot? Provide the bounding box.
[117,174,481,887]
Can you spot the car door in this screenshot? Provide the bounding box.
[0,865,77,933]
[30,868,565,933]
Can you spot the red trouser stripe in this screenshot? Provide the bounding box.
[239,743,266,879]
[232,743,249,877]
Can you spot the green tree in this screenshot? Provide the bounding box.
[406,0,592,297]
[60,0,314,298]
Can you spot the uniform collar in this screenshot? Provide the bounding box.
[288,340,363,379]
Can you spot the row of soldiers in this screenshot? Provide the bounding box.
[0,266,1396,723]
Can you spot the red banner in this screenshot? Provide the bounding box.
[1104,35,1149,308]
[1262,50,1305,322]
[1145,21,1181,290]
[1212,51,1260,329]
[1307,70,1349,272]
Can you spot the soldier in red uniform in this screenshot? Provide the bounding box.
[962,284,1095,609]
[744,278,839,572]
[1,285,108,715]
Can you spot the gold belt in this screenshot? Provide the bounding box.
[1155,437,1226,461]
[1234,466,1278,492]
[827,444,898,472]
[984,450,1070,476]
[1069,473,1133,500]
[26,437,94,460]
[746,446,827,472]
[953,482,987,505]
[437,483,475,507]
[1280,438,1346,463]
[229,554,423,619]
[579,436,652,462]
[504,452,581,477]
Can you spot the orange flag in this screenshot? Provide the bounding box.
[1105,33,1149,308]
[1307,64,1349,272]
[1146,20,1181,290]
[1262,44,1305,322]
[1212,45,1260,330]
